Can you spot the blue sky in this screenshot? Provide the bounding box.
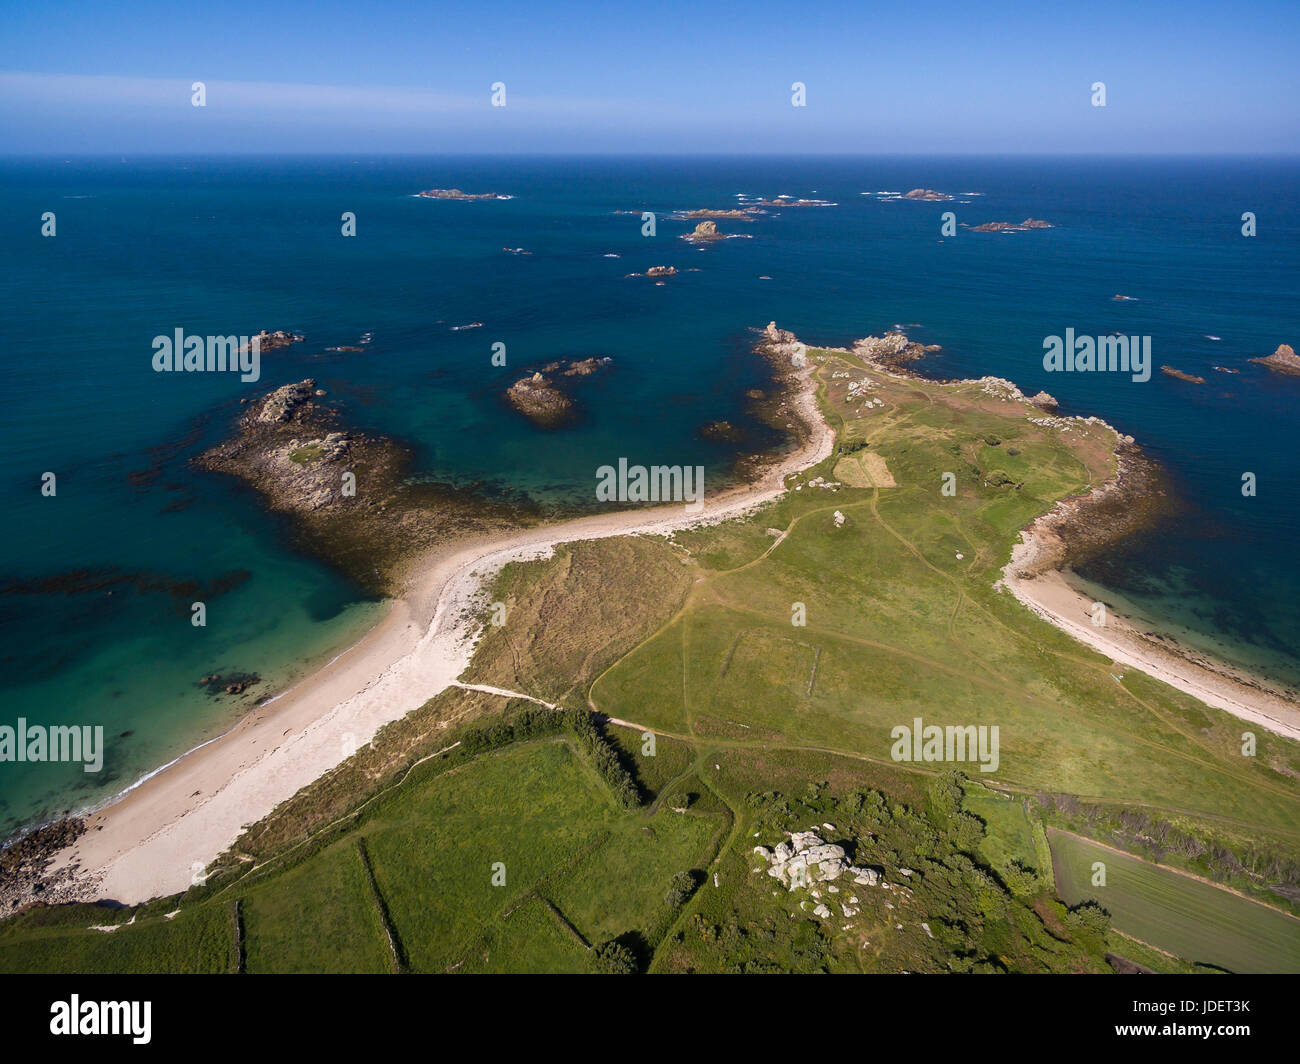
[2,0,1297,153]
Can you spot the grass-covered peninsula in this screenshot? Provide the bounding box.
[5,337,1298,974]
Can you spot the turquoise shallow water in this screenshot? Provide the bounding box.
[1,154,1297,835]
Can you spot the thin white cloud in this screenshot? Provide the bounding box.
[0,71,675,122]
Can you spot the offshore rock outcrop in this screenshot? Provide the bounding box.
[683,220,726,242]
[969,218,1052,232]
[414,188,508,201]
[504,357,612,428]
[698,419,744,442]
[1251,343,1300,377]
[506,374,571,428]
[626,265,678,280]
[247,329,303,352]
[1160,365,1206,384]
[674,208,760,221]
[746,196,835,208]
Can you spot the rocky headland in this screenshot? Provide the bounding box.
[849,331,944,373]
[196,380,523,593]
[786,324,1168,577]
[730,322,833,482]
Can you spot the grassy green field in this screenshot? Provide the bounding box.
[0,722,729,973]
[0,900,236,975]
[1048,829,1300,973]
[966,791,1039,874]
[580,357,1300,858]
[5,346,1300,973]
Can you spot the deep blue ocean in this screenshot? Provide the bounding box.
[1,154,1297,836]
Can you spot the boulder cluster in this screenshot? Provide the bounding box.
[254,379,317,424]
[852,331,940,368]
[754,830,881,891]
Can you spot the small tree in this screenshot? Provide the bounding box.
[1002,858,1040,898]
[1065,900,1112,939]
[665,870,696,908]
[591,939,638,974]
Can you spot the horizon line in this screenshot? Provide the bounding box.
[5,150,1300,159]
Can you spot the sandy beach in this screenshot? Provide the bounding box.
[32,326,1300,907]
[46,330,833,905]
[844,333,1300,746]
[1003,521,1300,744]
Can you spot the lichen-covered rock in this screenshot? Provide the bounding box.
[760,830,851,890]
[849,865,880,887]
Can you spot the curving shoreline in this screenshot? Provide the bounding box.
[24,326,832,907]
[829,328,1300,744]
[11,323,1300,910]
[1003,537,1300,743]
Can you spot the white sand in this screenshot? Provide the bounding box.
[53,353,834,905]
[1003,532,1300,742]
[51,333,1300,908]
